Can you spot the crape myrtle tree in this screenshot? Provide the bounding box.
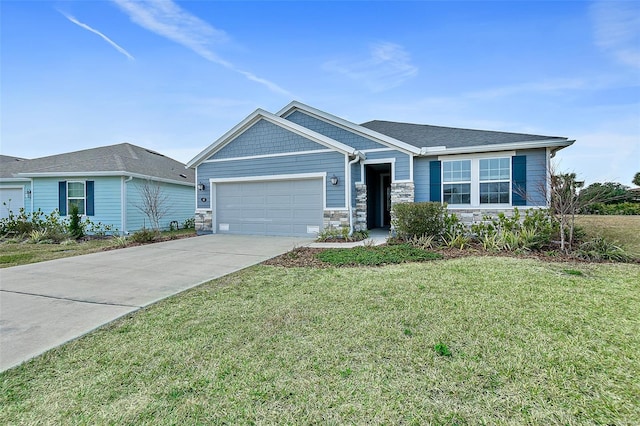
[549,172,584,253]
[136,179,170,232]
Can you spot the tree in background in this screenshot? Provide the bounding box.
[633,172,640,187]
[136,180,169,232]
[578,182,631,206]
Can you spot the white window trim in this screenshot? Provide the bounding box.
[67,180,86,216]
[438,153,514,208]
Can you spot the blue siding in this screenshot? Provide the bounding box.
[210,119,326,160]
[363,150,411,181]
[197,151,347,209]
[126,178,194,232]
[517,149,547,206]
[32,177,123,231]
[286,111,385,151]
[414,157,434,202]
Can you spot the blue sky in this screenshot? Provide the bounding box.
[2,0,639,186]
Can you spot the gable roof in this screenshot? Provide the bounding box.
[186,108,363,168]
[3,143,194,185]
[277,101,422,155]
[361,120,573,154]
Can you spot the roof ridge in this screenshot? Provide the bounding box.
[361,119,562,138]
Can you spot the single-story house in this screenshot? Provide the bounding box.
[1,143,195,233]
[187,101,574,236]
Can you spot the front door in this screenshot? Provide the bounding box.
[365,164,392,229]
[382,174,391,227]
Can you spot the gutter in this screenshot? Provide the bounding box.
[347,151,366,236]
[418,138,574,157]
[550,140,575,158]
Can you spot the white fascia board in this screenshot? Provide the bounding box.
[419,138,574,157]
[277,101,421,155]
[186,108,265,168]
[0,177,31,182]
[186,108,359,169]
[15,171,195,187]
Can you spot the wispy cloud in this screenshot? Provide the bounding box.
[591,0,640,68]
[61,12,134,60]
[324,42,418,92]
[111,0,292,96]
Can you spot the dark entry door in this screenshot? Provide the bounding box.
[365,164,392,229]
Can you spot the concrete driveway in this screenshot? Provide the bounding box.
[0,234,311,371]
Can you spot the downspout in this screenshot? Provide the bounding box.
[122,176,133,235]
[29,178,34,214]
[347,151,365,236]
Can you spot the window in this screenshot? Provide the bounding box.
[479,158,510,204]
[443,160,471,204]
[439,156,512,206]
[67,181,86,215]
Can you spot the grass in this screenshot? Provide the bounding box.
[575,215,640,257]
[1,257,639,424]
[0,229,196,268]
[317,244,442,266]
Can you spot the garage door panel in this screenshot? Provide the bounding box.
[268,194,293,205]
[0,188,24,219]
[215,179,323,236]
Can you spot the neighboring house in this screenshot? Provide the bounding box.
[187,101,574,237]
[1,143,195,233]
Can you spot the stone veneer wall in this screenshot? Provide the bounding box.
[354,183,367,231]
[389,182,415,228]
[195,210,213,234]
[323,210,350,231]
[449,208,518,227]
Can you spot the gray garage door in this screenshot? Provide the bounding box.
[0,188,24,219]
[215,179,323,236]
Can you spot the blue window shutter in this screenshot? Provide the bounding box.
[58,181,67,216]
[86,181,95,216]
[429,161,442,202]
[512,156,527,206]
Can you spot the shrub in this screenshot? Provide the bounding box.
[84,219,117,236]
[0,208,67,240]
[316,227,369,242]
[112,235,129,248]
[182,217,195,229]
[471,208,559,252]
[67,204,84,239]
[581,202,640,215]
[575,237,631,262]
[392,202,446,240]
[130,228,159,244]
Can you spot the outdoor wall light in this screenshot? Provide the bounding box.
[197,183,206,191]
[330,175,339,186]
[26,190,32,199]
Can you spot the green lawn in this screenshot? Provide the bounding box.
[575,215,640,257]
[0,229,196,268]
[2,257,638,424]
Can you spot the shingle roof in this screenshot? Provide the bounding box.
[360,120,567,149]
[1,143,194,184]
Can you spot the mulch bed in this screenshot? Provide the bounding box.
[262,243,605,268]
